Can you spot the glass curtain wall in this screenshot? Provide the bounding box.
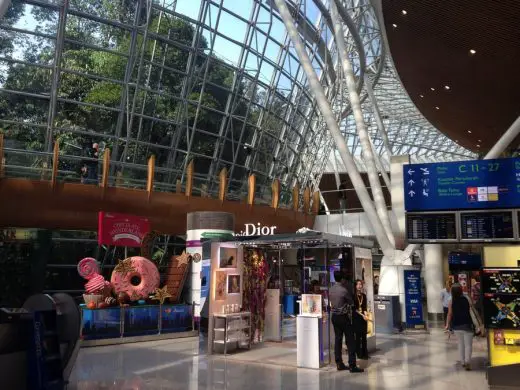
[0,0,334,206]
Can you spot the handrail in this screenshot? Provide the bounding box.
[0,141,320,215]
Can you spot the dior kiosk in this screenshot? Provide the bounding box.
[205,230,375,370]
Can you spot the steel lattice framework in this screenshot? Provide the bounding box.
[0,0,473,206]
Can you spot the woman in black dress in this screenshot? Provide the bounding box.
[446,283,474,370]
[354,279,369,359]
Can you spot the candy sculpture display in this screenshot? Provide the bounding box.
[77,257,100,279]
[111,257,160,301]
[85,274,106,294]
[77,257,113,307]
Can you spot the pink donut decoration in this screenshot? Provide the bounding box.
[78,257,100,280]
[110,256,160,301]
[85,274,106,294]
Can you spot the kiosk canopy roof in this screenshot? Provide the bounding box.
[234,232,373,249]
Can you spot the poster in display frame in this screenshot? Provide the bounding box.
[215,271,227,301]
[226,274,241,295]
[300,294,322,317]
[354,248,375,336]
[219,246,238,269]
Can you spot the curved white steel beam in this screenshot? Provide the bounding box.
[274,0,394,256]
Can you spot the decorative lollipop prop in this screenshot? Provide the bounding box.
[77,257,100,280]
[78,257,113,305]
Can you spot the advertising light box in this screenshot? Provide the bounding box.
[404,157,520,212]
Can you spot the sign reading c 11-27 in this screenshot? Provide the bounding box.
[404,157,520,212]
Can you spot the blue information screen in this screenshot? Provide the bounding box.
[404,157,520,211]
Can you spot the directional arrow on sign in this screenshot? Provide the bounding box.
[408,179,415,186]
[408,190,415,197]
[408,169,415,175]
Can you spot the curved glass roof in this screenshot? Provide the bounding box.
[0,0,473,206]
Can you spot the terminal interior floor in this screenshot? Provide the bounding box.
[70,330,491,390]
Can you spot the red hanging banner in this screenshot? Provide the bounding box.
[98,212,150,247]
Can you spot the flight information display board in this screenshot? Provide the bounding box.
[460,211,514,240]
[406,213,457,242]
[404,157,520,211]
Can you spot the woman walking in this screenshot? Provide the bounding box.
[446,283,474,370]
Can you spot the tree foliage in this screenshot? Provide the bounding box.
[0,1,293,199]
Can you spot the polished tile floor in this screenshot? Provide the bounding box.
[69,329,490,390]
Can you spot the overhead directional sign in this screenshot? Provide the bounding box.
[404,157,520,211]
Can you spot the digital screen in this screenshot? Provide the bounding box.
[482,269,520,294]
[483,294,520,329]
[404,157,520,212]
[406,213,457,241]
[460,211,514,240]
[448,252,482,269]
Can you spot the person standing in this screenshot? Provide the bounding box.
[81,140,99,185]
[354,279,369,359]
[446,283,474,370]
[329,271,364,373]
[441,280,452,331]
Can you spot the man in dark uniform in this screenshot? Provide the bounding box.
[329,271,364,372]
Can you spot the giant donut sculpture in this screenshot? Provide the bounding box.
[110,256,160,301]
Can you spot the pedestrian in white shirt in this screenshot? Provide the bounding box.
[441,280,453,332]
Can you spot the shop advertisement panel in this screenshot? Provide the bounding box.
[403,270,424,329]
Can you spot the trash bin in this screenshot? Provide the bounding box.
[374,295,401,334]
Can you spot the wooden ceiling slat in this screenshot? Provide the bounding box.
[383,0,520,152]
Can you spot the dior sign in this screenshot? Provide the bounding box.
[235,223,277,237]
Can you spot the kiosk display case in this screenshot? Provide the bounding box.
[212,312,251,354]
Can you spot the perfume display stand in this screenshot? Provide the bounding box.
[212,312,251,354]
[296,314,325,369]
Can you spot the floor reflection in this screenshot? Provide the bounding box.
[69,330,489,390]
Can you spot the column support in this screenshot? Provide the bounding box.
[331,1,395,247]
[484,116,520,159]
[423,244,444,322]
[273,0,393,256]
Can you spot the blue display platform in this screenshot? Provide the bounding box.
[80,304,193,340]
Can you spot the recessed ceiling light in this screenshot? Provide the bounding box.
[430,87,435,91]
[455,140,459,142]
[469,49,476,54]
[392,24,398,28]
[468,130,472,133]
[478,139,482,142]
[419,94,424,98]
[435,106,440,110]
[444,85,450,90]
[477,144,481,148]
